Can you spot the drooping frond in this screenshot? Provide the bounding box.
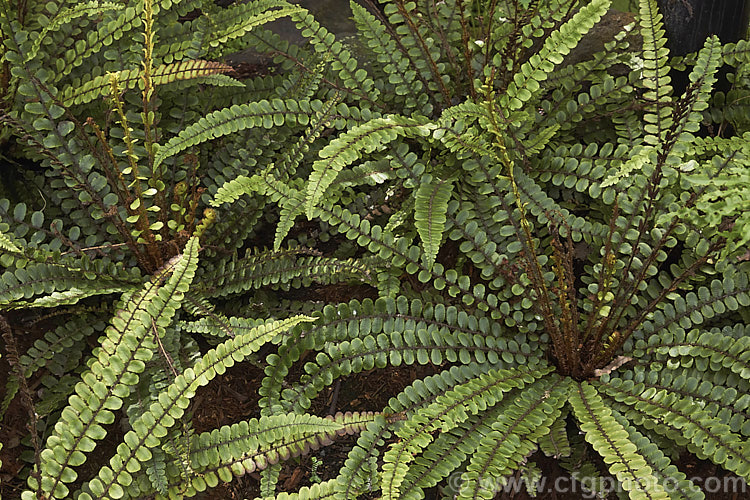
[305,115,434,217]
[154,99,320,169]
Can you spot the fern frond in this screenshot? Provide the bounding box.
[305,115,434,218]
[24,238,200,499]
[154,99,318,169]
[202,0,303,49]
[80,315,314,499]
[380,365,553,500]
[457,376,568,500]
[638,0,673,146]
[500,0,611,113]
[26,1,123,63]
[600,376,750,481]
[260,478,338,500]
[197,246,374,298]
[569,381,671,499]
[61,60,235,106]
[414,175,454,266]
[611,410,704,500]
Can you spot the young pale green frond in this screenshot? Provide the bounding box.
[414,175,454,266]
[569,382,671,500]
[305,115,434,218]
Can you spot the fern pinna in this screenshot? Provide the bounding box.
[1,0,750,498]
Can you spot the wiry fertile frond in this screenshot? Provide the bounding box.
[457,376,569,500]
[23,238,200,500]
[569,382,671,499]
[60,60,235,106]
[380,365,554,500]
[77,315,314,500]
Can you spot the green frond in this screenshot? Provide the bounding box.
[414,175,454,266]
[23,237,200,500]
[161,412,375,499]
[79,315,314,499]
[305,115,434,218]
[26,1,123,63]
[290,8,379,104]
[197,246,374,298]
[456,376,568,500]
[500,0,611,113]
[201,0,303,49]
[569,381,671,499]
[638,0,673,146]
[0,227,21,253]
[260,478,338,500]
[380,365,553,500]
[61,60,235,106]
[611,411,705,500]
[154,98,337,169]
[538,411,571,458]
[19,315,97,378]
[599,376,750,481]
[0,255,142,308]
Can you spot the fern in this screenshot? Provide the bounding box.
[3,0,750,498]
